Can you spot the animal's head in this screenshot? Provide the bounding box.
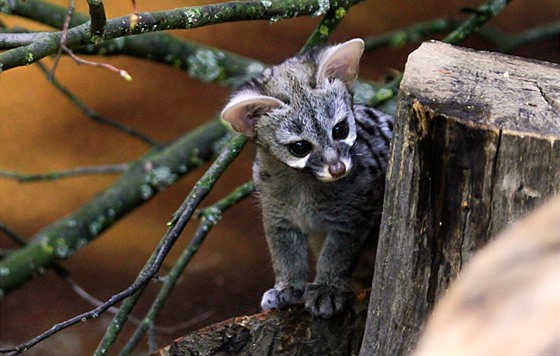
[221,39,364,182]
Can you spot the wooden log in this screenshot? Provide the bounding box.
[360,41,560,355]
[158,291,369,355]
[414,196,560,355]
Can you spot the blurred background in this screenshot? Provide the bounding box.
[1,0,558,353]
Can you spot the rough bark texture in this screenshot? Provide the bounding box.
[158,292,369,355]
[360,41,560,355]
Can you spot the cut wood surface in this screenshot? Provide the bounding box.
[361,41,560,355]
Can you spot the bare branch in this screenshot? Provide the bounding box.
[0,0,363,71]
[0,133,247,355]
[94,134,248,355]
[121,181,255,353]
[0,30,48,49]
[1,0,87,29]
[0,119,228,296]
[48,0,74,81]
[443,0,513,44]
[0,163,129,183]
[61,45,132,80]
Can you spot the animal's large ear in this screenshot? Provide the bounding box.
[221,92,284,136]
[317,38,364,88]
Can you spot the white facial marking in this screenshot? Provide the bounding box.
[343,130,357,146]
[286,155,310,169]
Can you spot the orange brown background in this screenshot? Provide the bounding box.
[1,0,558,353]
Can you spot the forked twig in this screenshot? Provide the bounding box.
[0,134,247,355]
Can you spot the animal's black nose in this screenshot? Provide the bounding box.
[328,161,346,178]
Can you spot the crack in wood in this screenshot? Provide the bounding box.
[535,81,560,112]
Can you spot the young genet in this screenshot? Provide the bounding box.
[221,39,394,318]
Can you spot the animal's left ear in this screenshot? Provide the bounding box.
[317,38,364,88]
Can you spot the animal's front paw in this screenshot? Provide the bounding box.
[304,283,351,318]
[261,286,304,311]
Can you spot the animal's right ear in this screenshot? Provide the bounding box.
[317,38,364,88]
[221,92,284,136]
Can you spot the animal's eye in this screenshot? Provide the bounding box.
[332,120,349,140]
[288,140,312,158]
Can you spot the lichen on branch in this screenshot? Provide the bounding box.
[0,120,229,296]
[0,0,362,70]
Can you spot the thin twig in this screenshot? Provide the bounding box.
[121,181,255,354]
[35,61,160,147]
[0,134,247,355]
[130,0,138,14]
[0,0,364,71]
[443,0,513,44]
[93,134,247,355]
[364,18,460,52]
[129,0,139,29]
[78,33,264,87]
[62,45,132,80]
[0,164,129,183]
[48,0,74,81]
[0,221,28,246]
[0,119,227,296]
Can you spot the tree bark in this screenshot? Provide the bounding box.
[361,41,560,355]
[158,292,369,355]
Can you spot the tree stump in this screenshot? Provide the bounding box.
[360,41,560,355]
[158,291,369,355]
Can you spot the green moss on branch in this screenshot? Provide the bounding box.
[0,0,363,71]
[0,120,228,295]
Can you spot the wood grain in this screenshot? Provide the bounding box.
[361,41,560,355]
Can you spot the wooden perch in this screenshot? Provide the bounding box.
[361,41,560,355]
[414,195,560,355]
[158,291,370,355]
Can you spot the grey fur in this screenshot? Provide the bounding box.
[222,39,394,318]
